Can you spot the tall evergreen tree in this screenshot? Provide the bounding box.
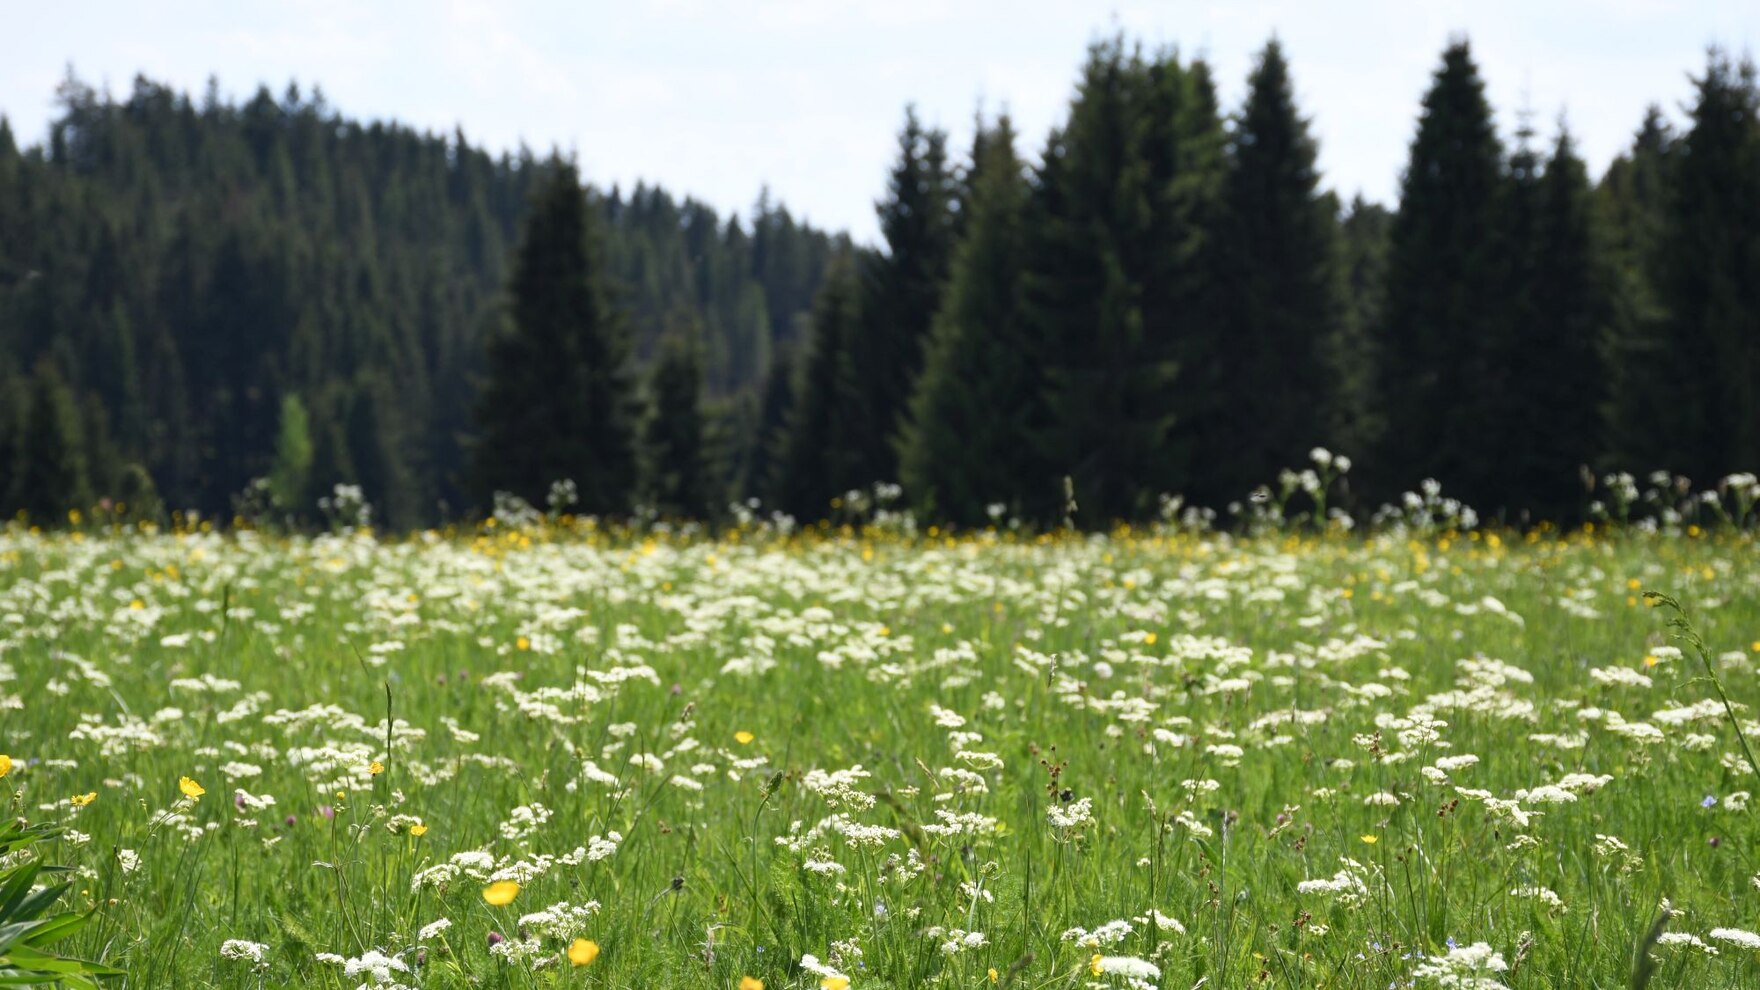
[898,117,1045,524]
[639,326,711,518]
[1498,125,1611,517]
[1213,38,1342,498]
[1331,197,1392,457]
[774,256,863,518]
[473,159,637,513]
[1650,51,1760,480]
[1374,40,1506,505]
[1021,41,1223,522]
[1598,107,1677,467]
[844,107,957,486]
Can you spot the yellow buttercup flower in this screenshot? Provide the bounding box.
[988,967,998,983]
[409,823,429,837]
[0,754,11,778]
[368,761,385,776]
[483,880,520,906]
[567,938,599,966]
[820,978,850,990]
[1090,954,1105,976]
[179,776,205,800]
[71,791,97,808]
[740,978,765,990]
[516,636,530,651]
[1143,632,1157,646]
[734,730,755,745]
[1360,834,1378,844]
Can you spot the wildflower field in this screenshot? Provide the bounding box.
[5,502,1760,989]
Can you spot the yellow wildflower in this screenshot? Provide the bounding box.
[71,791,97,808]
[1091,954,1105,976]
[0,754,11,778]
[179,776,205,800]
[740,978,765,990]
[1360,834,1378,844]
[568,938,599,966]
[821,979,850,990]
[368,761,385,777]
[410,824,429,837]
[483,880,520,906]
[734,731,755,745]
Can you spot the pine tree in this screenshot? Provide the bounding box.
[1374,40,1506,505]
[640,326,710,518]
[473,159,637,513]
[1213,38,1342,498]
[1652,51,1760,481]
[775,257,863,518]
[845,108,957,486]
[898,117,1044,525]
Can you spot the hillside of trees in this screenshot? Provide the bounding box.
[0,75,845,526]
[2,37,1757,528]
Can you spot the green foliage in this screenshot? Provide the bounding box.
[0,77,839,524]
[775,257,864,518]
[268,393,314,515]
[898,117,1046,524]
[1022,40,1223,522]
[1209,39,1343,501]
[11,363,91,522]
[473,161,637,514]
[1649,51,1760,482]
[1373,40,1506,506]
[641,328,711,518]
[0,819,123,987]
[843,107,959,487]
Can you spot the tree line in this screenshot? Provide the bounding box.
[0,74,840,526]
[3,37,1758,528]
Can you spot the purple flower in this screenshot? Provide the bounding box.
[1703,795,1718,808]
[487,931,505,947]
[318,804,335,820]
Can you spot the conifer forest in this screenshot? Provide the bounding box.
[3,38,1755,530]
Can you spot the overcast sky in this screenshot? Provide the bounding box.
[3,1,1755,243]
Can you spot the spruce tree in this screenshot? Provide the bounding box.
[1653,51,1760,480]
[775,257,863,518]
[1374,40,1505,505]
[1214,38,1342,498]
[1598,108,1677,467]
[1021,41,1222,522]
[1332,198,1392,456]
[1498,126,1611,518]
[640,327,710,518]
[473,159,636,514]
[897,117,1044,524]
[845,108,957,486]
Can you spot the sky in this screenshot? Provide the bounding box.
[3,1,1756,244]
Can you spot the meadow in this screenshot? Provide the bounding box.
[4,477,1760,989]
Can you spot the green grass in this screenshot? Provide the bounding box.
[2,520,1759,989]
